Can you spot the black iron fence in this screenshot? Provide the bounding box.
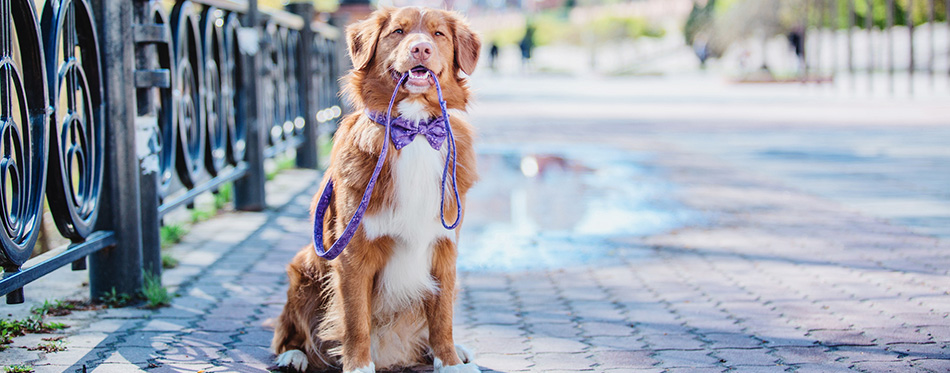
[0,0,343,304]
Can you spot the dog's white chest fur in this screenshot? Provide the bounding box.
[362,100,451,314]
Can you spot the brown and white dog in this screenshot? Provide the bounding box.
[271,6,480,373]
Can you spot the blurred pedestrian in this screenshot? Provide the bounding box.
[489,42,499,71]
[787,27,804,75]
[520,23,535,72]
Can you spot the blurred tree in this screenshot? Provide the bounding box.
[489,10,664,48]
[845,0,946,29]
[532,12,575,46]
[684,0,715,47]
[714,0,788,71]
[590,14,665,42]
[257,0,341,13]
[712,0,786,41]
[684,0,722,61]
[685,0,793,63]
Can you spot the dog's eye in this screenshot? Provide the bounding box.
[393,29,404,35]
[434,31,445,36]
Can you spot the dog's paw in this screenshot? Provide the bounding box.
[434,357,480,373]
[276,350,308,372]
[455,343,476,363]
[344,362,376,373]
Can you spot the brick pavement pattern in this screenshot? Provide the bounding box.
[1,76,949,372]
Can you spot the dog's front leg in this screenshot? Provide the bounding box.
[339,237,387,373]
[426,238,479,373]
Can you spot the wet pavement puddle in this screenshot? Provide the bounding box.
[458,144,702,271]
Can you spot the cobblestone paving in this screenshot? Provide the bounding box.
[1,76,949,372]
[453,126,950,372]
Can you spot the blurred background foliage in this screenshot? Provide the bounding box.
[239,0,342,13]
[486,9,665,47]
[685,0,947,59]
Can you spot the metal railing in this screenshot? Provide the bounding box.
[0,0,343,304]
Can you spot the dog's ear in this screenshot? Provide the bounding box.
[346,9,389,71]
[452,15,481,75]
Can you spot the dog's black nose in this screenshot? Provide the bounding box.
[410,42,432,62]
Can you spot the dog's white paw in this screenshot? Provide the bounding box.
[455,343,476,363]
[434,357,480,373]
[344,362,376,373]
[276,350,308,372]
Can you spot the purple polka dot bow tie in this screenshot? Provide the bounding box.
[366,109,447,150]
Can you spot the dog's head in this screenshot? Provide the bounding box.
[344,7,480,109]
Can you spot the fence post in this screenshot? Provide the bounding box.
[866,0,874,92]
[802,0,809,82]
[908,0,915,94]
[907,0,917,94]
[817,0,825,79]
[829,0,838,82]
[139,166,163,279]
[132,0,164,280]
[927,0,934,88]
[90,0,145,298]
[234,0,267,211]
[886,0,894,93]
[288,2,318,170]
[848,0,855,80]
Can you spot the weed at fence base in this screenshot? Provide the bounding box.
[142,272,170,309]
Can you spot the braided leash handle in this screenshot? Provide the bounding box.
[432,72,462,230]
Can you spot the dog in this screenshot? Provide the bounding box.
[271,6,480,373]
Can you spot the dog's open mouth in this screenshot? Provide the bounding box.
[392,66,435,89]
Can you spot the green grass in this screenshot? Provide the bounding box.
[160,224,188,248]
[27,339,66,353]
[186,182,235,225]
[266,154,297,181]
[318,134,333,161]
[161,253,179,269]
[98,288,133,308]
[97,274,171,309]
[31,299,77,317]
[190,208,215,223]
[4,365,33,373]
[0,315,69,350]
[0,317,67,335]
[142,272,171,309]
[214,182,233,210]
[1,299,76,352]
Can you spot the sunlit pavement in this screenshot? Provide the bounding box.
[457,73,950,372]
[3,73,950,372]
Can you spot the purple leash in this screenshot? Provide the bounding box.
[312,69,462,260]
[432,71,462,231]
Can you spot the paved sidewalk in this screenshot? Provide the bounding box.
[0,169,322,372]
[1,74,949,372]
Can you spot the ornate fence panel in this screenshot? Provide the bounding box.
[0,0,343,304]
[147,0,257,215]
[0,0,47,270]
[42,0,104,243]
